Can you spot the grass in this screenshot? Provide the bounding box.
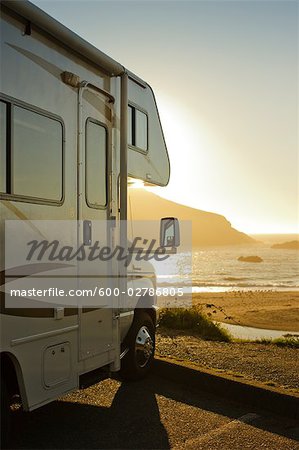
[254,336,299,349]
[158,307,298,347]
[158,308,299,348]
[158,307,231,342]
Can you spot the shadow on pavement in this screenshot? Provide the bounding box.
[9,372,298,449]
[10,377,170,449]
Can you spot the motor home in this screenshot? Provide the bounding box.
[0,0,178,443]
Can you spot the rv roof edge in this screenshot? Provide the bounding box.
[1,0,125,77]
[127,70,147,89]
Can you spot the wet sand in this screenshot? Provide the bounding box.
[192,291,299,332]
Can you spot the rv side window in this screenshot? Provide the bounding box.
[0,101,7,193]
[85,120,107,208]
[13,107,63,201]
[128,105,148,152]
[0,101,63,202]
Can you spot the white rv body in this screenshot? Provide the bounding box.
[0,0,170,417]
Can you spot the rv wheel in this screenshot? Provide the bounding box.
[0,379,11,448]
[120,312,155,381]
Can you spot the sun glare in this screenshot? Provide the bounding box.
[128,178,145,189]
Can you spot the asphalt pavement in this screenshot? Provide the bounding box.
[9,373,299,449]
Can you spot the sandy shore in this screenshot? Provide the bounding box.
[192,291,299,332]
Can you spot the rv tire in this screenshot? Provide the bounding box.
[120,312,155,381]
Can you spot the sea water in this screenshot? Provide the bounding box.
[154,235,299,292]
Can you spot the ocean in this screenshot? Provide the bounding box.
[192,234,299,292]
[155,234,299,293]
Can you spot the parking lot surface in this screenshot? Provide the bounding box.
[10,374,299,449]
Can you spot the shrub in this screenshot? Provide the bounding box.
[158,307,231,342]
[255,336,299,348]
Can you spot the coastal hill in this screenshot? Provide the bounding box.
[128,189,255,246]
[271,240,299,250]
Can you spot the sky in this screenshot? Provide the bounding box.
[32,0,298,234]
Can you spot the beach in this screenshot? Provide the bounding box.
[192,290,299,332]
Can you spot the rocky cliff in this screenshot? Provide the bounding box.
[128,189,255,246]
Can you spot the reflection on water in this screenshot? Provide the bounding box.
[154,243,299,292]
[192,243,299,291]
[216,321,299,340]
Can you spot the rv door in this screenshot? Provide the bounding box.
[77,85,118,364]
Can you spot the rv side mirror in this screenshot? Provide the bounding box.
[160,217,180,248]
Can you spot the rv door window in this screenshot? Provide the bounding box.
[0,101,7,193]
[85,120,107,208]
[128,106,133,146]
[13,106,63,201]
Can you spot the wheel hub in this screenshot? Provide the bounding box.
[135,326,154,368]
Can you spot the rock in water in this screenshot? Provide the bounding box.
[238,256,263,263]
